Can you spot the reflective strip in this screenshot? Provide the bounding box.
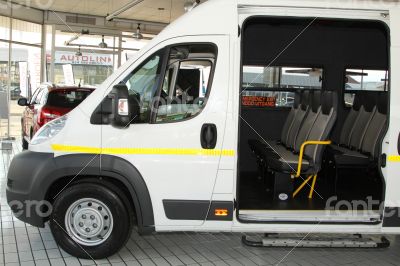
[51,144,235,156]
[388,155,400,162]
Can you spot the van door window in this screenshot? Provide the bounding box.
[242,66,323,108]
[123,53,163,123]
[344,69,389,107]
[155,44,216,123]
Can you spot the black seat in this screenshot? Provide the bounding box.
[338,92,364,147]
[267,91,336,174]
[332,92,387,167]
[347,93,377,151]
[248,90,305,157]
[266,91,337,200]
[265,90,321,165]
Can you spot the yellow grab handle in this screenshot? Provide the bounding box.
[295,140,332,177]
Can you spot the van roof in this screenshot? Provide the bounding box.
[237,0,398,10]
[156,0,394,42]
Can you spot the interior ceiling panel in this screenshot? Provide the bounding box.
[10,0,196,23]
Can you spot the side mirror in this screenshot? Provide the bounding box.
[109,84,131,127]
[17,98,28,106]
[90,84,140,126]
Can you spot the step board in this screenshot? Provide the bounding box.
[239,210,381,223]
[242,234,390,248]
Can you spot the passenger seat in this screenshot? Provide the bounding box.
[266,90,334,173]
[332,92,387,167]
[265,91,337,200]
[329,92,376,155]
[248,90,310,161]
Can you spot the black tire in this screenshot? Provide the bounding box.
[50,181,133,259]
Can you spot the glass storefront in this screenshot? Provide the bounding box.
[0,17,42,139]
[0,13,153,139]
[0,41,9,139]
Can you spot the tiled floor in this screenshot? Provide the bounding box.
[1,142,400,266]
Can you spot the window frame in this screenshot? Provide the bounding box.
[120,49,167,124]
[151,42,218,124]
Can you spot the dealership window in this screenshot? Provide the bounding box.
[155,44,216,123]
[242,66,323,107]
[121,33,149,65]
[0,15,43,139]
[12,19,42,45]
[0,16,10,40]
[344,69,389,107]
[11,43,42,95]
[48,30,119,86]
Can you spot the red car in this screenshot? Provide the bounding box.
[18,84,95,149]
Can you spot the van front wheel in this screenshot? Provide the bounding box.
[50,182,132,259]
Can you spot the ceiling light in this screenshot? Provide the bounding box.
[133,24,143,40]
[76,46,82,56]
[99,35,108,48]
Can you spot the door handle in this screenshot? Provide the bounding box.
[201,123,217,149]
[398,132,400,154]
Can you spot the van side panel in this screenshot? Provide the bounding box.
[382,7,400,233]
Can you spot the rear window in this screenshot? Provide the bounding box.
[47,89,93,108]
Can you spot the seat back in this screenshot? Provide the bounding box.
[361,92,388,159]
[280,91,301,146]
[286,90,310,149]
[348,94,376,150]
[339,92,363,146]
[304,91,337,170]
[294,90,321,153]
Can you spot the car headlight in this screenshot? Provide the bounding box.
[31,115,68,145]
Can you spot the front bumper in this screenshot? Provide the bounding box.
[6,151,55,227]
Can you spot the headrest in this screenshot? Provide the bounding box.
[293,91,301,109]
[300,90,310,111]
[362,92,376,112]
[377,92,388,114]
[311,90,321,113]
[352,92,363,111]
[321,90,337,115]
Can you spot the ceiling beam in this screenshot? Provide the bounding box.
[106,0,144,21]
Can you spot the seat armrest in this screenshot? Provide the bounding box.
[295,140,332,177]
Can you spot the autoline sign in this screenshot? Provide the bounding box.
[53,51,113,66]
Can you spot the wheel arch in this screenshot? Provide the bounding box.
[42,154,155,235]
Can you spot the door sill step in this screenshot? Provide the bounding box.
[242,234,390,248]
[238,210,381,223]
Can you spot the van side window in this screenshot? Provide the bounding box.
[155,44,216,123]
[242,66,323,108]
[344,69,389,107]
[124,53,162,123]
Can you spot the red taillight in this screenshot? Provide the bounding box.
[38,107,63,126]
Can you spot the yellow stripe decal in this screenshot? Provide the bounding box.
[51,144,235,156]
[388,155,400,162]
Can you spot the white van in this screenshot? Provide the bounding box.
[6,0,400,259]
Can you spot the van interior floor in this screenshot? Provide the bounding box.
[238,167,383,211]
